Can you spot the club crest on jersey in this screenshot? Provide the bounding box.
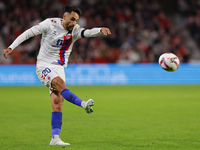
[66,34,71,39]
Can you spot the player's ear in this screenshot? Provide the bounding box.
[63,12,69,19]
[63,13,66,19]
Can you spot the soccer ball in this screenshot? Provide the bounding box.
[158,53,180,72]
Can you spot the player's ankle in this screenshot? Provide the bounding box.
[81,101,86,108]
[52,135,59,138]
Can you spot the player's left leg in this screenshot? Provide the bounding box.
[51,76,94,114]
[49,90,70,146]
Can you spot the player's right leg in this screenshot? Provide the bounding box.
[49,90,70,146]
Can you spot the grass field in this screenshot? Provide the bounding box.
[0,85,200,150]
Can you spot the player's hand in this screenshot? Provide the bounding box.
[101,28,111,36]
[3,48,12,59]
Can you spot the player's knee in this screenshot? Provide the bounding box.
[51,77,66,92]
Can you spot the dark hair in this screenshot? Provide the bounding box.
[64,6,82,16]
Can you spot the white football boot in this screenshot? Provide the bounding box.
[82,99,94,114]
[49,135,70,146]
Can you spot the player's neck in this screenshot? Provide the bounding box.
[61,21,66,30]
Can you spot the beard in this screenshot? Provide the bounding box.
[66,23,74,32]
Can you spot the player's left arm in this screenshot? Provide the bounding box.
[81,27,111,38]
[100,28,111,36]
[73,25,111,40]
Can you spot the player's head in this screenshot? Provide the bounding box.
[62,6,82,31]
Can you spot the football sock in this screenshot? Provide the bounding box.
[61,89,83,107]
[51,112,62,136]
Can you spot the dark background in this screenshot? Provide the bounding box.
[0,0,200,64]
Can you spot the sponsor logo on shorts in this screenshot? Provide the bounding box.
[47,76,51,80]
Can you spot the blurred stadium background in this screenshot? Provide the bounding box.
[0,0,200,85]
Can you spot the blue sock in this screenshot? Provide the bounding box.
[51,112,62,136]
[61,89,83,107]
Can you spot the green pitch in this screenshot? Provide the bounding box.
[0,85,200,150]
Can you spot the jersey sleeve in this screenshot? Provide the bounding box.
[83,28,102,37]
[8,19,50,50]
[72,24,102,41]
[30,18,50,35]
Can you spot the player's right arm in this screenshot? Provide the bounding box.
[3,29,37,59]
[3,48,12,59]
[3,19,50,59]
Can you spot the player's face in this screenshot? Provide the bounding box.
[62,11,79,31]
